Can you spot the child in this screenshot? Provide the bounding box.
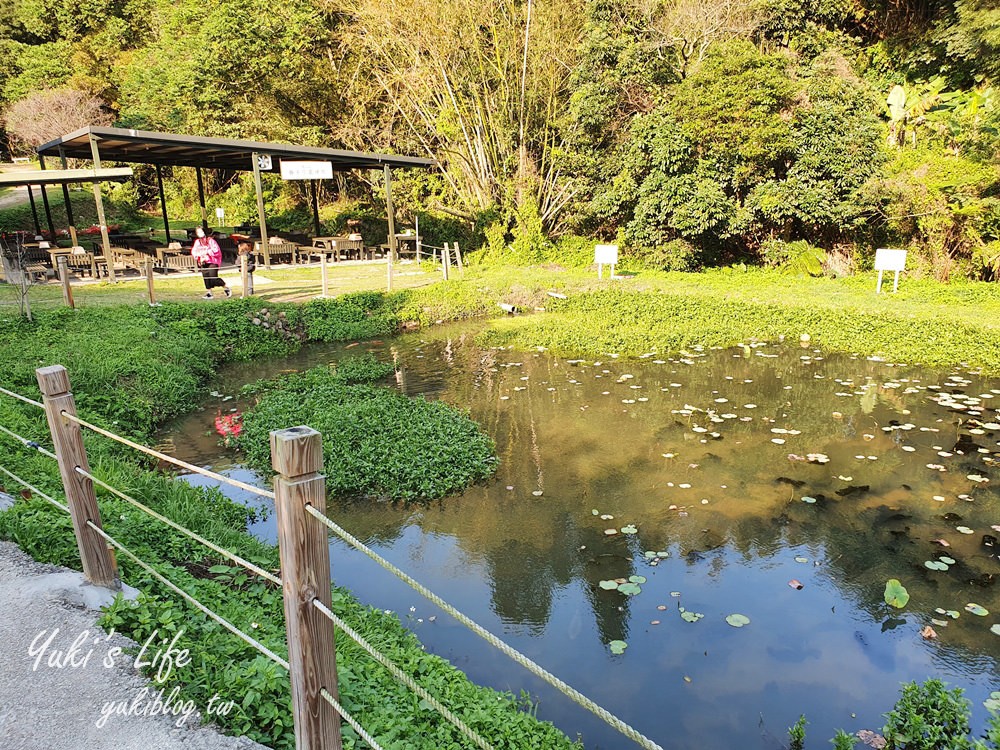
[191,226,231,299]
[237,240,256,296]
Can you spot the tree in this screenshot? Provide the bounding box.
[0,235,39,321]
[3,87,111,151]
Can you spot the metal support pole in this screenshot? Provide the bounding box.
[36,365,119,589]
[252,152,271,269]
[87,136,115,283]
[59,148,78,247]
[37,155,56,239]
[383,165,396,292]
[155,164,171,244]
[196,167,209,232]
[26,184,41,236]
[442,242,450,281]
[310,179,321,238]
[272,427,342,750]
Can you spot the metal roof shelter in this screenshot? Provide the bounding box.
[36,126,436,269]
[0,167,135,273]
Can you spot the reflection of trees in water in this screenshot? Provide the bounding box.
[297,334,999,666]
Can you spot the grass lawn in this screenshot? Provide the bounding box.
[0,260,441,309]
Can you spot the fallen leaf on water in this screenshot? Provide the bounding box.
[921,625,938,640]
[788,579,803,590]
[932,539,951,547]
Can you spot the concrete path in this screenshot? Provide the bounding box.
[0,541,271,750]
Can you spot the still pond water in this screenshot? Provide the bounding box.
[162,325,1000,749]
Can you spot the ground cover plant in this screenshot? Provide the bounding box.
[238,356,498,500]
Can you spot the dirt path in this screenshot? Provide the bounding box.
[0,540,271,750]
[0,185,41,211]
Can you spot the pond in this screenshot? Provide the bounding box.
[160,325,1000,750]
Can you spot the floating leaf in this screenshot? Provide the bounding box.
[939,556,956,565]
[884,579,910,608]
[921,625,938,640]
[991,624,1000,636]
[591,509,599,515]
[924,560,949,571]
[598,580,619,590]
[608,640,628,655]
[680,610,703,622]
[643,551,658,559]
[617,582,642,595]
[604,528,618,536]
[628,575,647,584]
[984,691,1000,712]
[794,556,809,563]
[788,579,803,590]
[620,524,638,535]
[956,526,975,534]
[966,603,989,616]
[726,613,751,627]
[801,496,817,504]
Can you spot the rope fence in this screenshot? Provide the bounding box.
[305,504,665,750]
[312,598,495,750]
[0,462,69,513]
[0,385,44,409]
[0,423,58,460]
[76,465,281,586]
[1,372,663,750]
[85,519,290,670]
[60,411,276,500]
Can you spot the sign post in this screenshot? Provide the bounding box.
[874,248,907,294]
[594,244,619,280]
[215,206,225,228]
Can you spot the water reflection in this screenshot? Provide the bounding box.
[161,328,1000,750]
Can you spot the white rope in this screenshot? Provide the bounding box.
[305,506,663,750]
[0,463,69,513]
[75,466,280,586]
[0,385,43,409]
[319,688,386,750]
[85,520,289,670]
[60,411,275,499]
[0,423,58,460]
[313,599,495,750]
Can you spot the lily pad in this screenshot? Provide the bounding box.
[924,560,949,571]
[643,551,658,559]
[617,582,642,596]
[620,524,638,535]
[628,575,647,584]
[966,603,989,616]
[608,640,628,655]
[939,556,956,565]
[984,691,1000,712]
[991,624,1000,636]
[680,610,704,622]
[801,496,817,504]
[957,526,975,534]
[726,613,751,627]
[884,579,910,609]
[598,580,619,590]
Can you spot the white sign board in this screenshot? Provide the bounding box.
[874,248,907,294]
[594,244,619,264]
[215,207,225,220]
[875,248,907,272]
[594,244,619,280]
[280,160,333,180]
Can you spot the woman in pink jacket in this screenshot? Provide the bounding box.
[191,226,231,299]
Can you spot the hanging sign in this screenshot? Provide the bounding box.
[280,160,333,180]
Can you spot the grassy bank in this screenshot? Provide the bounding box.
[0,299,574,749]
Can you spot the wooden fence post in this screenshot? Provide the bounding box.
[320,252,330,298]
[240,253,249,299]
[144,259,156,306]
[272,426,342,750]
[56,255,74,309]
[442,242,450,281]
[36,365,119,589]
[454,242,464,275]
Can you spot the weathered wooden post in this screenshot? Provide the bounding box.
[271,426,342,750]
[240,253,249,299]
[144,258,156,306]
[442,242,450,281]
[454,242,464,275]
[56,255,74,309]
[36,365,119,589]
[320,251,330,298]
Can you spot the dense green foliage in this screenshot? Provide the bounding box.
[0,301,571,748]
[3,0,1000,278]
[238,359,498,501]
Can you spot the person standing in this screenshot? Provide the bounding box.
[191,226,231,299]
